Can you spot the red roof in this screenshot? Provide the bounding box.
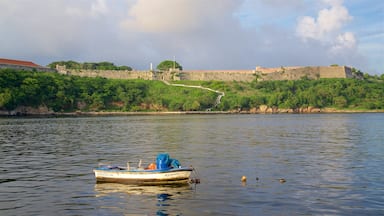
[0,58,41,68]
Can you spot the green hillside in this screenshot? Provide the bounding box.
[0,69,217,112]
[0,68,383,114]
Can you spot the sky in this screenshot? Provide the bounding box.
[0,0,383,74]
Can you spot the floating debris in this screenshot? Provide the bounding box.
[241,176,247,182]
[279,178,286,183]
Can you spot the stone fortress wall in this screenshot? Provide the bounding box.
[56,65,352,82]
[57,65,155,80]
[179,70,256,82]
[258,66,353,81]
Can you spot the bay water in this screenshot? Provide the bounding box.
[1,114,383,215]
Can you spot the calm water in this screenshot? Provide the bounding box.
[0,114,383,215]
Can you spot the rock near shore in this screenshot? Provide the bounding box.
[0,105,54,116]
[247,105,323,114]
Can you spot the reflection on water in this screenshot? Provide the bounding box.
[1,114,383,215]
[95,183,195,215]
[95,183,194,196]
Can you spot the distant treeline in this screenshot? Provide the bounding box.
[48,61,132,71]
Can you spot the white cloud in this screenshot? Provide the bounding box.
[65,0,109,18]
[296,0,352,41]
[121,0,239,33]
[260,0,303,8]
[121,0,199,33]
[296,16,318,40]
[295,0,359,61]
[331,32,357,54]
[91,0,109,17]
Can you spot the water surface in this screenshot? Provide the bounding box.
[0,114,383,215]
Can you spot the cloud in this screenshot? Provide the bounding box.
[121,0,240,33]
[295,0,359,61]
[260,0,303,8]
[118,0,247,69]
[121,0,199,33]
[0,0,380,74]
[331,32,357,54]
[91,0,109,17]
[0,0,120,62]
[296,0,352,41]
[65,0,109,18]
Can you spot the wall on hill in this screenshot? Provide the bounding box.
[259,66,352,81]
[58,67,155,80]
[180,70,256,81]
[319,66,352,78]
[57,65,352,82]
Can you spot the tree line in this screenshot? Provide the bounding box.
[47,60,184,71]
[201,76,384,111]
[48,61,132,71]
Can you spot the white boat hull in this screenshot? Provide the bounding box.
[94,167,193,185]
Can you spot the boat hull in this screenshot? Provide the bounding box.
[94,167,193,185]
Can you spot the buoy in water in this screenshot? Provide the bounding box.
[279,178,286,183]
[241,176,247,182]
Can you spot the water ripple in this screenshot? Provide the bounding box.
[1,114,383,215]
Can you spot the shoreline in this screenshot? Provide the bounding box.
[1,109,383,117]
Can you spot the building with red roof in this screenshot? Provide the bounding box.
[0,58,55,72]
[0,58,42,67]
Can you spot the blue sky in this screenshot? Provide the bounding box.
[0,0,382,74]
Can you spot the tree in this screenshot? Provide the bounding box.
[48,61,132,71]
[156,60,183,71]
[20,77,41,105]
[0,89,13,109]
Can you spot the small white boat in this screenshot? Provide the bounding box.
[93,166,193,185]
[93,153,198,185]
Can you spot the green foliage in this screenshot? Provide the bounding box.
[0,69,217,112]
[1,68,383,113]
[145,81,216,111]
[198,77,384,111]
[156,60,183,71]
[48,60,132,71]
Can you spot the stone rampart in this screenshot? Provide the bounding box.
[319,66,352,78]
[58,65,351,82]
[259,66,351,81]
[59,68,155,80]
[260,67,319,81]
[255,66,302,74]
[180,70,256,81]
